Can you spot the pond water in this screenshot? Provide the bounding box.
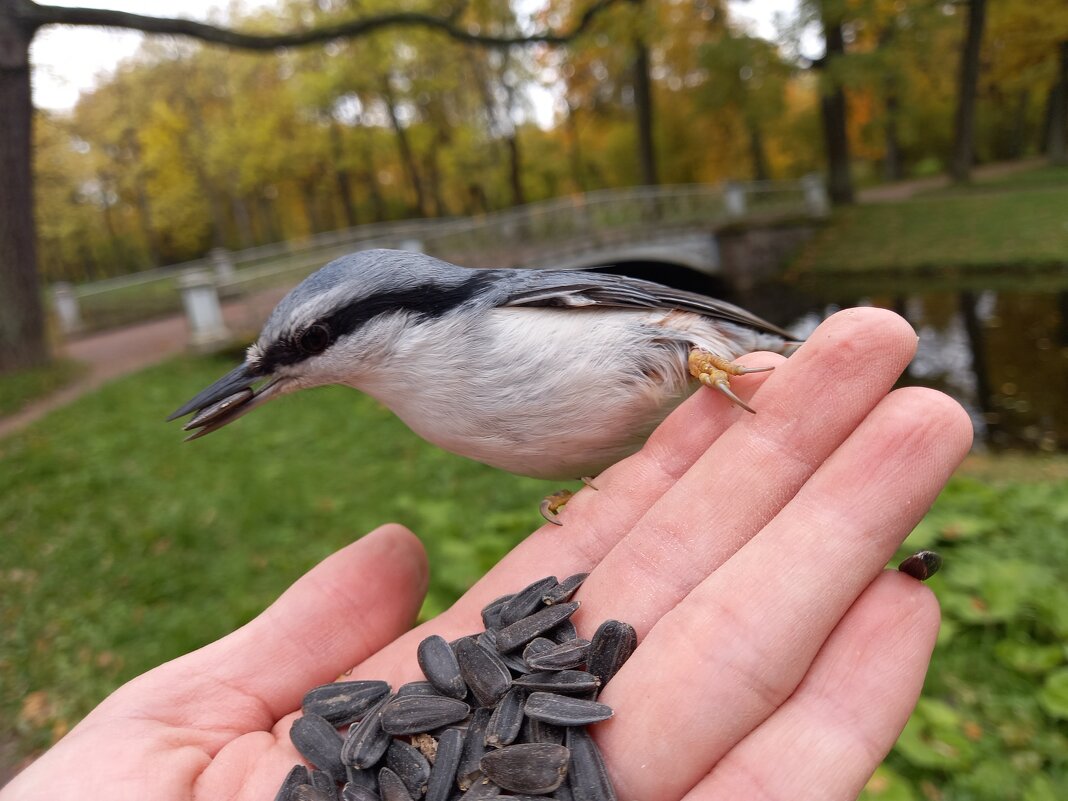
[783,288,1068,452]
[585,262,1068,451]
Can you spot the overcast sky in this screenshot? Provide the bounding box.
[30,0,802,112]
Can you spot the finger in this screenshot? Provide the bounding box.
[687,572,939,801]
[578,307,919,634]
[349,354,780,680]
[121,525,428,730]
[600,387,971,800]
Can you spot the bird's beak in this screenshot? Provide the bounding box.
[167,362,288,440]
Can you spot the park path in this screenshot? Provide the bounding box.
[0,286,288,439]
[0,158,1049,440]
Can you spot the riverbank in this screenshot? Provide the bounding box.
[790,165,1068,287]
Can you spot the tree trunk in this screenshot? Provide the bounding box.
[818,10,854,205]
[632,37,658,186]
[356,126,387,223]
[745,117,769,181]
[0,5,49,373]
[380,75,427,217]
[950,0,987,184]
[883,82,904,181]
[1008,88,1029,160]
[1048,41,1068,166]
[506,133,525,206]
[330,121,359,228]
[565,99,587,193]
[231,193,255,249]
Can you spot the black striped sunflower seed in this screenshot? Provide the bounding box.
[525,639,591,671]
[521,637,556,662]
[566,727,616,801]
[344,765,377,793]
[496,602,580,653]
[378,766,414,801]
[456,637,512,708]
[457,708,493,790]
[480,743,571,795]
[481,593,515,630]
[462,775,504,799]
[381,695,471,735]
[341,783,379,801]
[499,577,560,626]
[542,573,588,605]
[386,739,431,798]
[301,680,391,727]
[425,727,466,801]
[548,619,579,645]
[341,693,394,769]
[520,715,565,746]
[524,692,613,727]
[485,686,526,747]
[290,713,345,782]
[418,634,468,699]
[307,768,335,794]
[293,784,338,801]
[396,680,442,697]
[513,670,600,694]
[274,764,311,801]
[586,620,637,689]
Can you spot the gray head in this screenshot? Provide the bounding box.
[168,249,494,437]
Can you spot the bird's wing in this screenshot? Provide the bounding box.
[497,270,794,340]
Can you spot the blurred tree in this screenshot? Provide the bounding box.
[697,34,791,181]
[986,0,1068,164]
[0,0,618,375]
[950,0,987,183]
[808,0,854,204]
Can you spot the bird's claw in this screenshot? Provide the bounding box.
[540,489,574,526]
[688,349,772,414]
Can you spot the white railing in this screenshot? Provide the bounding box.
[52,177,828,336]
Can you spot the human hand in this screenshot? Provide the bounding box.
[1,308,972,801]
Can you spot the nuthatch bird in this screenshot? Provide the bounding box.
[169,249,796,519]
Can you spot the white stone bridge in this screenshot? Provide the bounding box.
[53,178,829,342]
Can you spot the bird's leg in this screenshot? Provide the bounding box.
[688,348,774,414]
[539,489,574,526]
[580,476,599,490]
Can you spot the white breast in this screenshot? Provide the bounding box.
[345,306,753,479]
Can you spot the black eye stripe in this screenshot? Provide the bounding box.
[259,271,495,371]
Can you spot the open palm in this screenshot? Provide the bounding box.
[1,308,972,801]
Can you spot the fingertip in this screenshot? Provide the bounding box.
[887,385,975,455]
[806,307,919,371]
[871,569,942,650]
[362,523,430,597]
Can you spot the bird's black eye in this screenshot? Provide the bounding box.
[298,323,330,355]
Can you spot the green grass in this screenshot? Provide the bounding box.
[0,354,561,754]
[863,476,1068,800]
[3,357,1068,800]
[0,359,85,418]
[791,169,1068,287]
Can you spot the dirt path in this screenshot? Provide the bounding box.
[857,157,1046,202]
[0,286,288,440]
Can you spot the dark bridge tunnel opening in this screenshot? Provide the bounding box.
[585,261,734,302]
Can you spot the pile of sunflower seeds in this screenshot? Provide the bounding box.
[276,573,636,801]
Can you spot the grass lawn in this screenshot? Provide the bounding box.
[791,166,1068,286]
[0,360,85,419]
[0,354,561,755]
[2,356,1067,799]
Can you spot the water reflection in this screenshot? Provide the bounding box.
[789,290,1068,452]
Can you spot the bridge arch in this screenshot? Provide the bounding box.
[583,260,733,298]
